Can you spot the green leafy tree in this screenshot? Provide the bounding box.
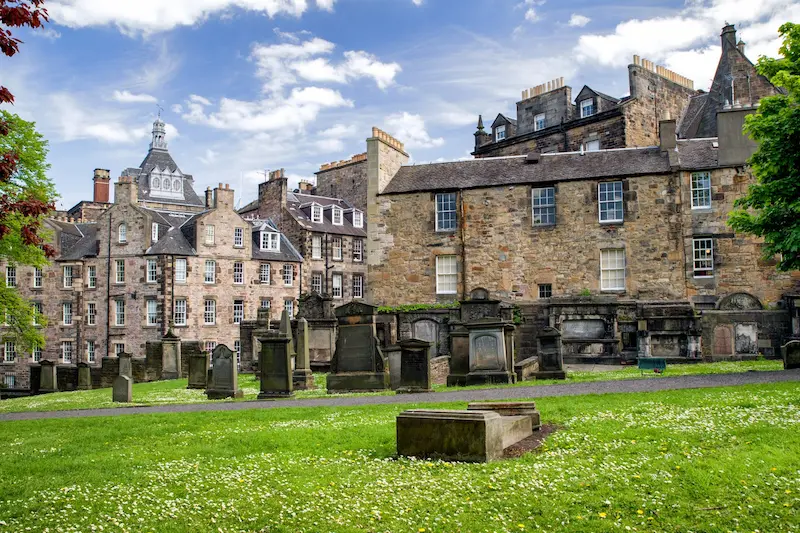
[729,22,800,271]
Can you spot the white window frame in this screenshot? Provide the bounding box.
[3,374,16,388]
[311,204,323,223]
[282,264,293,286]
[580,98,595,118]
[311,235,322,259]
[33,266,43,288]
[175,258,187,283]
[352,210,363,229]
[234,227,244,247]
[61,341,73,363]
[534,113,546,132]
[260,298,271,310]
[115,260,125,284]
[115,299,125,326]
[63,265,73,288]
[691,172,712,209]
[585,140,600,152]
[435,255,458,295]
[114,343,125,356]
[234,340,241,369]
[353,274,363,299]
[532,187,556,226]
[600,249,626,291]
[331,206,343,226]
[147,259,158,283]
[146,299,158,326]
[6,265,16,288]
[284,299,294,317]
[233,261,244,285]
[495,124,506,141]
[87,266,96,288]
[259,263,270,284]
[598,181,624,223]
[204,341,217,354]
[332,273,342,299]
[151,223,159,242]
[118,223,127,244]
[353,239,363,262]
[204,299,216,325]
[86,340,96,363]
[692,238,714,278]
[435,192,457,232]
[332,237,343,260]
[311,272,323,294]
[204,260,216,284]
[4,341,15,362]
[32,345,41,362]
[205,225,215,245]
[260,232,280,252]
[233,300,244,325]
[86,302,96,326]
[62,302,73,326]
[174,299,187,326]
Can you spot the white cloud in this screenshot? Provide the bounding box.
[199,149,218,165]
[568,14,590,27]
[524,8,539,22]
[171,103,183,114]
[412,0,423,5]
[112,90,158,103]
[48,0,336,34]
[384,112,444,149]
[318,123,358,137]
[29,27,62,39]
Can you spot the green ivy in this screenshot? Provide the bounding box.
[377,302,460,314]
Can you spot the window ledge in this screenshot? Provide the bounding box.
[599,220,623,226]
[600,289,627,294]
[532,224,556,230]
[435,230,457,234]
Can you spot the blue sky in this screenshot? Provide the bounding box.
[4,0,798,211]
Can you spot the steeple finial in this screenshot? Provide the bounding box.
[477,114,484,131]
[150,115,168,151]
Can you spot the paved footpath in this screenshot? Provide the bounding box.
[2,369,798,422]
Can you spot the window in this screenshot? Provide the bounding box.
[4,341,15,362]
[353,210,363,228]
[118,223,127,243]
[86,302,96,326]
[332,237,342,260]
[534,113,546,132]
[311,204,323,223]
[32,302,43,326]
[204,341,217,353]
[62,341,73,363]
[3,374,15,388]
[284,299,294,316]
[233,262,244,284]
[580,98,595,118]
[600,249,626,291]
[114,343,125,356]
[532,187,556,226]
[332,273,342,299]
[435,192,457,232]
[311,272,323,294]
[691,172,712,209]
[86,340,95,363]
[174,299,187,326]
[282,264,293,286]
[33,267,43,288]
[693,238,714,278]
[115,299,125,326]
[63,266,73,288]
[147,259,158,283]
[353,239,363,262]
[234,227,244,247]
[205,225,215,245]
[5,266,16,288]
[495,124,506,141]
[538,284,552,299]
[233,300,244,324]
[115,260,125,284]
[234,340,241,369]
[436,255,458,294]
[353,274,363,299]
[260,298,271,310]
[598,182,624,223]
[62,302,73,325]
[331,206,343,226]
[32,345,41,362]
[147,300,158,326]
[204,260,216,284]
[260,232,280,251]
[585,140,600,152]
[87,266,96,288]
[259,263,270,284]
[312,235,322,259]
[175,258,187,283]
[151,223,159,242]
[204,299,216,325]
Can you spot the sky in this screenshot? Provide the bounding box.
[4,0,798,211]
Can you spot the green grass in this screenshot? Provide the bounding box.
[0,382,798,532]
[0,359,784,414]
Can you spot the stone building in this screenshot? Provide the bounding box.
[0,120,302,391]
[239,169,367,304]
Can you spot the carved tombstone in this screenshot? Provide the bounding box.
[413,319,438,361]
[465,319,516,385]
[396,338,433,393]
[327,301,389,392]
[77,362,92,390]
[118,352,133,380]
[206,345,244,400]
[258,335,293,399]
[718,293,763,311]
[161,333,181,380]
[38,360,58,393]
[734,323,758,354]
[186,352,209,389]
[782,340,800,370]
[532,326,566,379]
[297,292,337,371]
[447,326,470,387]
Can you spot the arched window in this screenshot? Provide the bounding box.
[163,179,171,191]
[152,177,160,189]
[173,179,181,192]
[118,223,127,243]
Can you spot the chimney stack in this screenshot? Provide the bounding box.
[93,168,111,203]
[114,175,138,205]
[721,23,737,48]
[205,187,214,208]
[737,40,746,55]
[213,183,234,209]
[269,169,285,181]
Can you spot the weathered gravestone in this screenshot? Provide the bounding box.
[118,352,133,380]
[206,345,244,399]
[531,326,566,380]
[161,332,181,380]
[396,338,433,393]
[258,335,293,399]
[447,327,470,387]
[293,318,314,389]
[297,292,337,371]
[77,362,92,390]
[186,351,209,389]
[713,325,734,356]
[112,374,132,403]
[783,340,800,370]
[327,301,390,392]
[466,319,516,385]
[38,360,58,393]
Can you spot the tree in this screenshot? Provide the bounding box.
[729,22,800,272]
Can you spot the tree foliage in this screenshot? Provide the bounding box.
[729,22,800,271]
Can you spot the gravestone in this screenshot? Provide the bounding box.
[713,325,734,355]
[279,309,297,364]
[38,360,58,393]
[447,327,470,386]
[465,319,516,385]
[396,338,433,393]
[161,333,181,380]
[782,340,800,370]
[734,323,758,354]
[293,318,314,389]
[718,292,762,310]
[531,326,566,379]
[258,335,293,398]
[77,362,92,390]
[186,352,209,389]
[118,352,133,380]
[413,319,438,360]
[327,301,389,392]
[112,374,132,403]
[206,345,244,399]
[297,292,337,371]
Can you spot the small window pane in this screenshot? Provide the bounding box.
[693,238,714,277]
[598,182,624,223]
[436,193,457,232]
[436,255,458,294]
[600,249,626,291]
[532,187,555,226]
[538,284,552,298]
[691,172,711,208]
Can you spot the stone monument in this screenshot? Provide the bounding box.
[112,374,132,403]
[187,351,209,389]
[396,338,433,393]
[531,326,566,379]
[783,340,800,370]
[297,292,337,371]
[118,352,133,380]
[327,301,390,392]
[77,362,92,390]
[161,332,181,380]
[206,345,244,399]
[38,360,58,393]
[257,335,294,399]
[293,317,314,389]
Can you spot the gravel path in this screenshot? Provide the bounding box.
[2,369,798,422]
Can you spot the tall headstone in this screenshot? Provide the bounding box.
[258,335,294,399]
[77,362,92,390]
[783,340,800,370]
[396,338,433,393]
[161,333,182,380]
[206,345,244,399]
[447,326,470,386]
[531,326,566,379]
[327,301,390,392]
[118,352,133,380]
[187,352,209,389]
[112,374,132,403]
[38,360,58,393]
[297,293,337,371]
[457,289,516,385]
[293,317,314,389]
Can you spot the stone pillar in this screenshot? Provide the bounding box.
[38,360,58,393]
[293,318,314,390]
[118,353,133,380]
[532,326,566,380]
[161,335,181,380]
[279,309,296,366]
[258,335,293,399]
[77,362,92,390]
[186,352,209,389]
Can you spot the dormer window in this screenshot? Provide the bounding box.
[311,204,323,223]
[352,210,363,228]
[260,231,280,252]
[495,125,506,141]
[152,177,160,188]
[580,98,595,118]
[534,113,546,132]
[118,223,127,243]
[331,206,343,226]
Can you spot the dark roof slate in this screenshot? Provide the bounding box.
[287,193,366,237]
[126,148,205,208]
[249,220,304,263]
[59,224,99,260]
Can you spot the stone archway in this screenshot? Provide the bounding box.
[717,292,763,311]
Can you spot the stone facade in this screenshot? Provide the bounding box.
[314,154,368,211]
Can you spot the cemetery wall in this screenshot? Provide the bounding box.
[700,310,791,359]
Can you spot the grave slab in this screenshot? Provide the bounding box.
[396,338,433,393]
[206,345,244,400]
[187,352,209,389]
[783,340,800,370]
[112,375,132,403]
[258,335,294,399]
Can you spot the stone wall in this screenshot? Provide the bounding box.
[516,86,573,135]
[315,158,368,211]
[700,310,790,359]
[430,355,450,385]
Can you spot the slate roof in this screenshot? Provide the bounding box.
[59,225,99,260]
[123,148,205,208]
[675,139,719,170]
[287,192,366,237]
[249,219,304,263]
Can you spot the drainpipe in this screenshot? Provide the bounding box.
[459,189,467,301]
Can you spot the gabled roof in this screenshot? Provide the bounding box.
[141,207,198,256]
[59,224,99,260]
[491,113,517,128]
[123,148,205,208]
[249,219,304,263]
[575,85,620,105]
[287,193,366,237]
